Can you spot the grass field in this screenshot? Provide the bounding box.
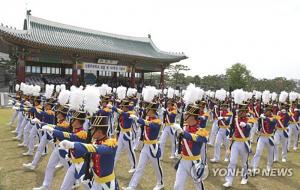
[0,108,299,190]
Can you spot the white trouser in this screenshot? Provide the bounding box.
[60,164,90,190]
[27,124,39,154]
[42,148,69,188]
[288,123,299,149]
[15,112,23,132]
[128,144,163,189]
[250,121,258,142]
[22,122,33,146]
[9,110,18,124]
[114,131,136,169]
[274,130,288,160]
[252,136,274,169]
[174,159,205,190]
[213,128,230,161]
[91,180,117,190]
[16,117,27,139]
[160,125,176,158]
[133,127,142,150]
[225,141,249,183]
[32,132,49,166]
[208,120,218,145]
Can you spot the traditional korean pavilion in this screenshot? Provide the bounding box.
[0,11,187,88]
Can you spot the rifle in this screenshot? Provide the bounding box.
[174,101,185,170]
[83,127,93,181]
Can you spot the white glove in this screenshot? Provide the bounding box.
[214,105,218,108]
[295,108,299,111]
[59,140,75,149]
[281,109,286,114]
[106,104,113,109]
[173,124,184,134]
[130,114,139,121]
[240,122,246,128]
[15,102,21,106]
[8,100,14,105]
[160,107,166,112]
[260,114,266,119]
[42,125,54,132]
[12,106,19,110]
[218,116,223,120]
[31,118,41,124]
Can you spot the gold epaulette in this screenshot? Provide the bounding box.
[103,107,112,113]
[150,119,161,124]
[46,110,55,115]
[75,131,87,139]
[102,138,117,148]
[57,121,69,128]
[127,110,136,115]
[196,128,209,138]
[247,117,256,124]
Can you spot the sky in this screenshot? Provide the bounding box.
[0,0,300,79]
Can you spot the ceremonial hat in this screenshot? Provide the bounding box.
[186,104,200,116]
[90,116,109,128]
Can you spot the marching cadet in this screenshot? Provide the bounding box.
[32,105,71,190]
[160,91,178,159]
[274,103,290,163]
[273,91,291,163]
[174,103,209,190]
[249,92,262,143]
[223,90,254,187]
[123,86,164,190]
[22,98,57,170]
[23,92,43,156]
[41,110,88,190]
[287,92,300,151]
[60,115,119,190]
[111,97,137,174]
[207,99,219,146]
[210,102,232,163]
[252,103,276,173]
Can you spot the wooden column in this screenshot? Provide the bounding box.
[130,64,136,88]
[141,71,144,87]
[72,61,78,86]
[61,67,66,77]
[160,65,165,89]
[17,54,25,83]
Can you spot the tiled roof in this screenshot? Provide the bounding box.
[0,15,187,62]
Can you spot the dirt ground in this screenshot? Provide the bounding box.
[0,108,299,190]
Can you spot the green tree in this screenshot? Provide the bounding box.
[167,64,190,87]
[226,63,251,90]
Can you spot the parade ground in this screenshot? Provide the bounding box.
[0,108,299,190]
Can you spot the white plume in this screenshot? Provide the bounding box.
[116,86,127,100]
[70,85,77,92]
[289,91,298,102]
[271,92,277,101]
[143,86,156,103]
[209,91,215,98]
[106,87,112,95]
[127,88,137,97]
[262,90,271,104]
[20,83,26,92]
[233,89,246,105]
[60,84,66,91]
[215,89,227,101]
[55,85,61,93]
[183,84,199,104]
[255,91,262,100]
[167,88,175,99]
[195,87,204,101]
[44,84,55,99]
[15,84,20,91]
[279,91,288,103]
[69,88,84,111]
[175,90,180,96]
[163,89,168,95]
[84,86,100,115]
[58,90,70,106]
[32,85,41,96]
